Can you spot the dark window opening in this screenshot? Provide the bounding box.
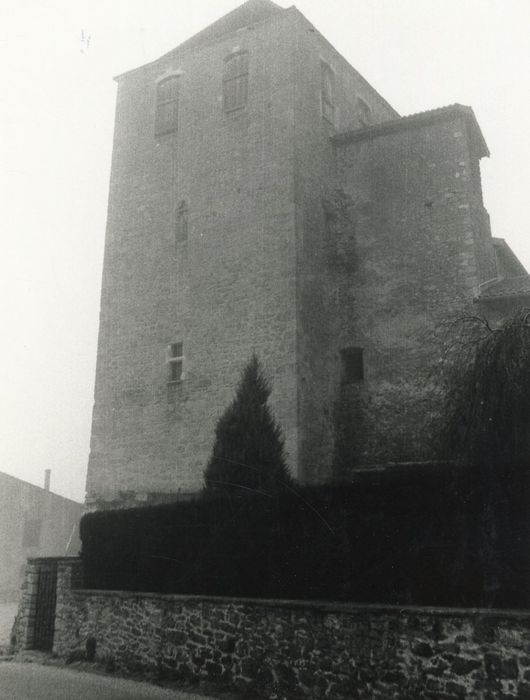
[22,518,42,547]
[155,76,179,136]
[168,342,183,382]
[321,61,335,125]
[341,347,364,382]
[223,51,249,112]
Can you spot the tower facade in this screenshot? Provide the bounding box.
[86,0,527,506]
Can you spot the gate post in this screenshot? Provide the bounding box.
[11,559,42,651]
[53,557,83,655]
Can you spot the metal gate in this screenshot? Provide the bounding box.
[32,562,58,651]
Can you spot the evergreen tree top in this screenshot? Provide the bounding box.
[203,354,292,496]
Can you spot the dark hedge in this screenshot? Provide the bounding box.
[80,463,530,608]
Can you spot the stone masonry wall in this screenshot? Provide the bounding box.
[86,5,403,504]
[298,113,495,477]
[87,9,301,503]
[49,559,530,699]
[291,11,397,483]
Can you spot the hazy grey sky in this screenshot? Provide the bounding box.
[1,0,529,501]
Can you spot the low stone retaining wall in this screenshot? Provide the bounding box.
[44,560,530,699]
[12,559,530,698]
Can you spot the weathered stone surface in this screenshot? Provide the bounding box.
[484,653,519,680]
[167,630,186,645]
[473,620,497,644]
[413,641,434,657]
[445,680,468,697]
[451,656,482,675]
[518,683,530,699]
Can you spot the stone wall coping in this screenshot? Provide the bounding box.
[70,589,530,621]
[27,556,81,564]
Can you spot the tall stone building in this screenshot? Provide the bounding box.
[86,0,529,507]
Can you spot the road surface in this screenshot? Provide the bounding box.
[0,662,217,699]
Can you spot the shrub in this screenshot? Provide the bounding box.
[438,309,530,604]
[203,354,292,495]
[80,463,529,607]
[440,309,530,470]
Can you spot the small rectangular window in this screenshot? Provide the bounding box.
[341,347,364,382]
[321,61,335,125]
[168,342,183,382]
[223,51,249,112]
[155,76,179,136]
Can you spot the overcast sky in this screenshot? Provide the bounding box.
[1,0,528,501]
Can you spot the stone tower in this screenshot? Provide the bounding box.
[86,0,527,507]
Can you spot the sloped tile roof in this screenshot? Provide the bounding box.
[333,103,489,157]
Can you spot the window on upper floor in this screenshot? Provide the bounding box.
[341,347,364,383]
[168,342,183,382]
[223,51,249,112]
[321,61,335,125]
[155,75,179,136]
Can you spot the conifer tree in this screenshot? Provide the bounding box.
[203,355,292,495]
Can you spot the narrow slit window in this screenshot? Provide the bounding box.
[168,342,183,382]
[155,75,179,136]
[223,51,249,112]
[175,200,188,244]
[341,347,364,382]
[321,61,335,125]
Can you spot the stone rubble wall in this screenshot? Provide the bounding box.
[49,559,530,699]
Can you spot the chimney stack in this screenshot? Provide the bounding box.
[44,469,51,491]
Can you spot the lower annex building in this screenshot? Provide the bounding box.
[85,0,530,507]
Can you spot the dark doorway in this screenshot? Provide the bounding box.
[32,562,58,651]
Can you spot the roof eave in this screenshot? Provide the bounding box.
[333,104,489,158]
[113,0,286,82]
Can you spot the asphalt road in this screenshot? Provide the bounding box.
[0,663,217,700]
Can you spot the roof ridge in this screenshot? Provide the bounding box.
[115,0,286,81]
